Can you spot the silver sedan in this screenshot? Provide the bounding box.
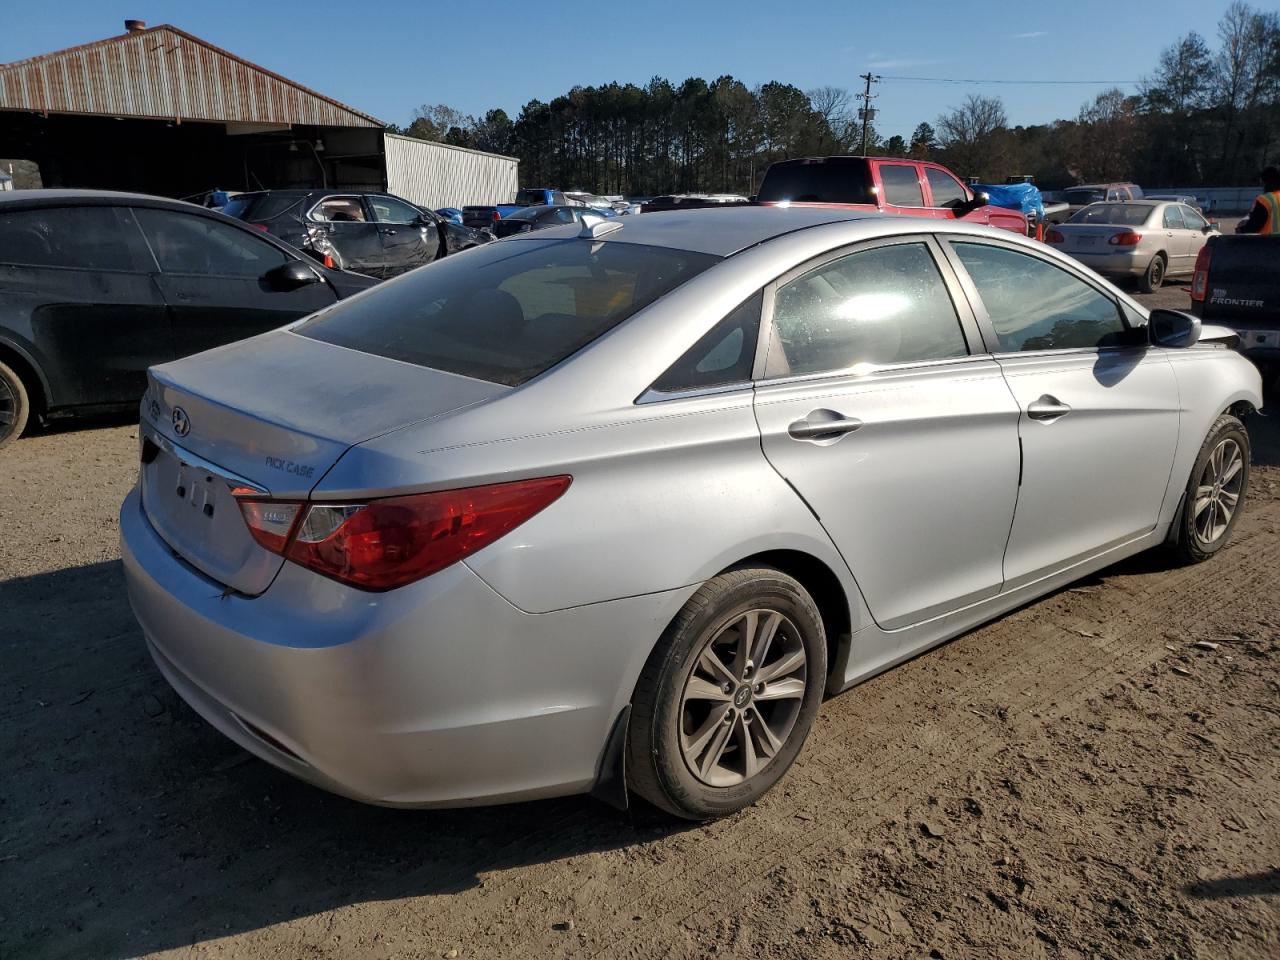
[121,208,1261,819]
[1046,200,1219,292]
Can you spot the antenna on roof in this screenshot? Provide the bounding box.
[579,217,623,239]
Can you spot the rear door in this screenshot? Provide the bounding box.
[134,207,338,357]
[942,237,1180,589]
[306,195,384,276]
[367,194,440,276]
[752,236,1021,629]
[874,161,943,221]
[0,204,170,408]
[1160,204,1193,274]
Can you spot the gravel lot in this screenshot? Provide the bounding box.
[2,283,1278,959]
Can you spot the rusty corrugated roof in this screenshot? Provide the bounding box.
[0,24,382,127]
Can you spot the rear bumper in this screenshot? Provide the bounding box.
[120,486,689,807]
[1063,250,1147,277]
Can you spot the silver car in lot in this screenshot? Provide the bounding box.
[121,207,1261,819]
[1047,200,1218,292]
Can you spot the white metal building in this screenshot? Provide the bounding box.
[385,134,518,209]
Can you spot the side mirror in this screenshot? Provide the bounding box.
[1148,309,1201,349]
[962,191,989,212]
[1203,223,1218,233]
[265,259,322,290]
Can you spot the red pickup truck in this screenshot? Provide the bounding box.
[756,156,1028,235]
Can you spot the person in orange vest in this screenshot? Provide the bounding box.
[1236,165,1280,234]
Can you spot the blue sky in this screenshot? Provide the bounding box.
[2,0,1235,141]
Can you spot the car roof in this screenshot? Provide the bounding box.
[0,188,206,209]
[512,205,885,256]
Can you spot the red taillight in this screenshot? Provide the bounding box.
[1109,231,1142,246]
[1190,246,1212,301]
[491,210,501,221]
[235,477,571,591]
[1046,229,1065,243]
[250,222,270,232]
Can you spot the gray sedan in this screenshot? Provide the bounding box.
[1046,200,1218,292]
[121,208,1261,819]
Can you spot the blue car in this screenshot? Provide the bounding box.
[436,207,464,225]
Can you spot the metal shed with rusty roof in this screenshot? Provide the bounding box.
[0,20,517,206]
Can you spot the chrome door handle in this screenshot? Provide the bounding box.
[788,410,863,442]
[380,228,397,235]
[1026,395,1072,422]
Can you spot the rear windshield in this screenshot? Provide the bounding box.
[297,239,719,385]
[1068,203,1150,226]
[515,189,549,205]
[222,193,306,222]
[757,161,875,205]
[1064,189,1106,205]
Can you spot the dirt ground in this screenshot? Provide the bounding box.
[2,293,1278,959]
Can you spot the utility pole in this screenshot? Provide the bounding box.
[856,72,880,156]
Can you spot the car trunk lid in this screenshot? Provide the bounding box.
[139,330,507,595]
[1052,224,1127,252]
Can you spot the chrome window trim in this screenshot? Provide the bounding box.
[754,352,997,392]
[143,423,269,495]
[635,381,755,404]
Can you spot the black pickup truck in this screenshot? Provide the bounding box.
[1190,234,1280,389]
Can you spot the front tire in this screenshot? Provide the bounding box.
[1139,254,1166,293]
[1171,414,1250,563]
[0,359,31,449]
[627,567,827,820]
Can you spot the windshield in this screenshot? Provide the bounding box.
[1064,189,1106,205]
[222,193,305,222]
[297,239,720,386]
[1068,204,1151,226]
[757,161,875,204]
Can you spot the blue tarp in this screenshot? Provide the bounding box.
[974,183,1045,221]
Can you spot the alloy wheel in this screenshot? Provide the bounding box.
[678,608,808,787]
[1193,437,1244,545]
[0,376,15,430]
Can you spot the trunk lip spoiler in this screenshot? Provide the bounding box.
[143,422,271,497]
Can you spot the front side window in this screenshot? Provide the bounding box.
[369,195,423,224]
[1162,206,1186,230]
[135,208,287,278]
[309,197,367,223]
[298,239,719,385]
[766,242,967,378]
[651,292,762,393]
[879,164,925,207]
[925,168,967,209]
[0,206,141,270]
[951,242,1126,352]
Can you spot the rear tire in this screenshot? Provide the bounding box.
[1139,254,1166,293]
[1170,414,1250,564]
[627,567,827,820]
[0,359,31,449]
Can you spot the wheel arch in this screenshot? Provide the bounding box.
[0,338,49,416]
[724,548,853,692]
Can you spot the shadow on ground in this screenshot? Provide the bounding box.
[0,561,689,959]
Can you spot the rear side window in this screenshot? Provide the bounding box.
[926,169,967,209]
[756,161,876,205]
[298,239,720,386]
[135,208,287,278]
[766,242,967,378]
[952,242,1125,352]
[0,206,142,270]
[879,164,925,207]
[650,292,762,393]
[1162,206,1186,230]
[310,197,367,223]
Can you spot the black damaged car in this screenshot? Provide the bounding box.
[0,190,378,447]
[223,189,493,279]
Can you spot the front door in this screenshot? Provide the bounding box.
[0,204,170,408]
[307,196,384,277]
[133,208,338,357]
[944,238,1181,589]
[368,194,440,276]
[752,236,1022,629]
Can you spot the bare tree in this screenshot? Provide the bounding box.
[406,104,474,142]
[936,95,1008,178]
[1075,89,1144,182]
[1213,2,1280,176]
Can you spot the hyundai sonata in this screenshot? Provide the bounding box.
[121,207,1261,819]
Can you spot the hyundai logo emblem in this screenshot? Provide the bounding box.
[172,406,191,438]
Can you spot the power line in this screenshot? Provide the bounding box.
[879,75,1140,86]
